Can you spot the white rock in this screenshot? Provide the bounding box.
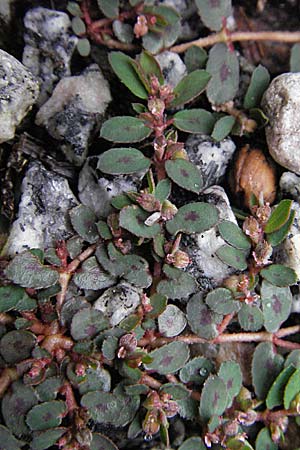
[262,73,300,175]
[3,161,78,257]
[155,51,187,87]
[279,171,300,202]
[35,64,111,166]
[0,49,39,143]
[0,0,12,23]
[94,282,141,326]
[185,134,236,188]
[183,186,238,290]
[23,7,78,105]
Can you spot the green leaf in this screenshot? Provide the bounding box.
[139,50,164,84]
[96,220,113,240]
[266,365,296,409]
[184,46,208,72]
[218,361,242,407]
[264,200,293,234]
[166,202,219,235]
[97,148,150,175]
[0,285,36,312]
[261,281,292,332]
[142,5,181,52]
[158,304,187,337]
[0,330,36,364]
[160,382,190,400]
[157,264,197,300]
[71,16,86,35]
[100,116,151,143]
[284,367,300,409]
[218,220,251,250]
[78,366,111,395]
[211,115,236,141]
[285,350,300,369]
[77,38,91,57]
[119,205,161,238]
[216,244,248,270]
[5,251,59,289]
[145,341,190,375]
[199,375,228,421]
[205,287,241,314]
[102,336,119,360]
[97,0,119,18]
[109,52,148,99]
[195,0,232,31]
[173,109,215,134]
[31,428,67,450]
[267,209,295,246]
[255,427,278,450]
[71,308,109,340]
[227,437,254,450]
[111,193,132,210]
[290,43,300,72]
[26,401,66,431]
[261,264,297,287]
[187,293,223,339]
[206,43,240,104]
[125,384,149,396]
[36,377,62,402]
[165,159,203,193]
[252,342,284,399]
[146,293,167,318]
[243,64,270,109]
[113,20,133,44]
[155,179,171,202]
[67,2,83,16]
[179,436,206,450]
[179,356,213,384]
[238,304,264,331]
[0,425,24,450]
[169,70,211,108]
[91,432,119,450]
[69,204,98,243]
[122,254,152,288]
[73,257,115,290]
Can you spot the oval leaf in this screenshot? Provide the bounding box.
[243,64,270,109]
[169,70,211,108]
[173,109,215,134]
[284,367,300,409]
[261,264,297,287]
[266,365,296,409]
[165,159,203,193]
[218,361,242,407]
[69,204,98,243]
[205,287,241,314]
[216,244,248,270]
[26,401,66,431]
[158,304,187,337]
[109,52,148,99]
[157,265,197,300]
[255,427,278,450]
[290,43,300,72]
[0,425,24,450]
[261,281,292,332]
[238,304,264,331]
[97,0,119,18]
[97,148,150,175]
[139,50,164,84]
[179,356,213,384]
[145,341,190,375]
[0,285,36,312]
[31,428,67,450]
[195,0,232,31]
[73,257,115,290]
[199,375,228,421]
[91,432,119,450]
[184,46,208,72]
[218,220,251,250]
[264,199,293,234]
[100,116,151,143]
[119,205,161,238]
[166,202,219,235]
[211,115,236,141]
[0,330,36,364]
[187,293,223,339]
[179,436,206,450]
[267,209,295,246]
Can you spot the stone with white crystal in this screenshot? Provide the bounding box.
[280,171,300,202]
[155,51,187,88]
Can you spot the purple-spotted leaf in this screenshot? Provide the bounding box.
[91,432,119,450]
[97,148,150,175]
[100,117,151,143]
[73,256,116,290]
[205,287,241,314]
[109,52,148,99]
[71,308,109,340]
[26,401,66,431]
[0,286,36,312]
[218,220,251,250]
[284,367,300,409]
[179,356,213,384]
[267,209,295,246]
[158,304,187,337]
[179,436,206,450]
[261,264,297,287]
[184,46,208,72]
[165,159,203,193]
[81,389,140,426]
[187,293,223,339]
[0,330,36,365]
[145,341,190,375]
[216,244,248,270]
[70,204,98,243]
[157,264,197,300]
[243,64,270,109]
[169,70,211,108]
[0,425,24,450]
[238,304,264,331]
[166,202,219,235]
[255,427,278,450]
[31,428,67,450]
[211,115,236,141]
[251,342,284,399]
[5,251,59,289]
[199,375,228,421]
[146,293,167,318]
[206,43,239,105]
[264,199,293,234]
[160,383,190,400]
[119,205,161,238]
[173,109,215,134]
[97,0,119,18]
[122,254,152,288]
[139,51,164,85]
[195,0,232,31]
[266,365,296,409]
[218,361,242,407]
[261,280,292,332]
[142,5,181,52]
